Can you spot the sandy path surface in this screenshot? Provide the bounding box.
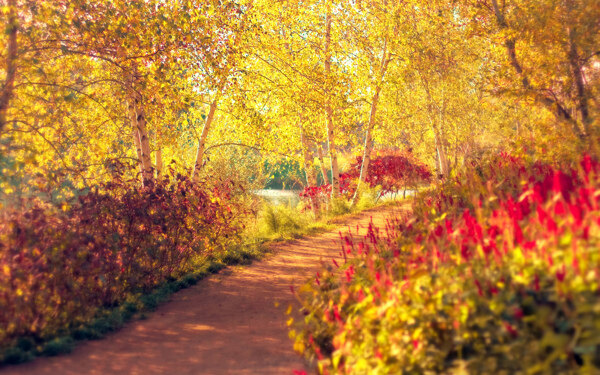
[1,205,406,375]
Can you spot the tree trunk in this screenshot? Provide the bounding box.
[192,95,219,182]
[352,38,390,206]
[418,70,449,179]
[438,85,450,177]
[189,2,255,182]
[434,146,441,177]
[126,65,153,186]
[301,124,319,217]
[316,145,330,185]
[567,26,591,136]
[324,5,340,198]
[131,124,143,177]
[155,145,163,178]
[434,128,449,178]
[354,122,374,200]
[0,0,18,135]
[326,114,340,198]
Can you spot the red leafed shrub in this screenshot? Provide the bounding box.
[344,152,432,196]
[0,168,248,346]
[300,151,431,205]
[293,153,600,373]
[299,184,332,201]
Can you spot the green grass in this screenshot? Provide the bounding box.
[250,188,412,242]
[251,203,332,241]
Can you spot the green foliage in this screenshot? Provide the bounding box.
[252,190,395,242]
[258,204,305,237]
[353,186,380,212]
[327,198,352,217]
[1,346,34,365]
[219,246,258,266]
[263,160,305,190]
[41,337,74,357]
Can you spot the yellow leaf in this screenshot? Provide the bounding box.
[293,339,304,354]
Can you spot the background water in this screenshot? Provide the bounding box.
[254,189,417,209]
[254,189,301,208]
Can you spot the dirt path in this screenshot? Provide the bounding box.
[1,205,406,375]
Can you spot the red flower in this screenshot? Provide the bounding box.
[514,308,524,320]
[556,264,566,282]
[445,219,453,234]
[503,321,518,337]
[412,339,420,350]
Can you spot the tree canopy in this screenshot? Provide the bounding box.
[1,0,598,200]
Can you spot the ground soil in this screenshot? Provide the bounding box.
[1,204,406,375]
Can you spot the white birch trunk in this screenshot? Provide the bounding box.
[191,96,219,182]
[0,0,17,134]
[131,125,143,177]
[126,64,153,186]
[301,124,319,217]
[352,39,391,205]
[316,145,330,185]
[324,6,340,198]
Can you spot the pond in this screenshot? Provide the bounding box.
[254,189,301,208]
[254,189,417,209]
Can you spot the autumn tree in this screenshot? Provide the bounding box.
[0,0,248,191]
[462,0,600,141]
[343,0,399,204]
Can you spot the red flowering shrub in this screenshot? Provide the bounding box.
[293,153,600,373]
[0,168,248,350]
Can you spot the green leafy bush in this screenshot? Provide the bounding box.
[258,204,307,237]
[353,186,381,211]
[328,198,352,217]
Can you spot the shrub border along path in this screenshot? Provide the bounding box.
[0,204,406,375]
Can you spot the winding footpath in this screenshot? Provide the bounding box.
[1,205,406,375]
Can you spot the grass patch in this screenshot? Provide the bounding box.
[251,189,411,242]
[41,337,74,357]
[252,203,333,241]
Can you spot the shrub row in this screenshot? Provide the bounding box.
[0,171,249,359]
[292,153,600,373]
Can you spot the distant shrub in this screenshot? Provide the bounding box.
[328,198,351,216]
[353,185,380,211]
[300,151,431,209]
[258,204,306,237]
[345,151,432,197]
